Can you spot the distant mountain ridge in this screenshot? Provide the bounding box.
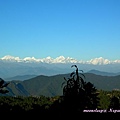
[5,69,120,81]
[1,59,120,79]
[87,69,120,76]
[5,75,37,81]
[3,73,120,97]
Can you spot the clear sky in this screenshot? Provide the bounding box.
[0,0,120,61]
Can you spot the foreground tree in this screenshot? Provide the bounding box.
[61,65,99,112]
[108,91,120,110]
[0,78,9,94]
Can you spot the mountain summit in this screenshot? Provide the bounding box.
[1,55,120,65]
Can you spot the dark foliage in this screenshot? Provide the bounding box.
[108,91,120,110]
[0,78,10,94]
[60,65,99,113]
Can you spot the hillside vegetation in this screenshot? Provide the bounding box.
[3,73,120,97]
[0,65,120,115]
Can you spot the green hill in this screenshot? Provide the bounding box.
[3,73,120,97]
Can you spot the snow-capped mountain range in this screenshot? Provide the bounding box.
[1,55,120,65]
[0,55,120,79]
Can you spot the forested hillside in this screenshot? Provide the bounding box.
[0,65,120,116]
[2,73,120,97]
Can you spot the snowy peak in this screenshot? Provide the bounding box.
[0,55,120,65]
[1,55,21,62]
[0,55,78,64]
[87,57,111,65]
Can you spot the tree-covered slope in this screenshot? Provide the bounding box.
[2,73,120,97]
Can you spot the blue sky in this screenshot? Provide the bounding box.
[0,0,120,61]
